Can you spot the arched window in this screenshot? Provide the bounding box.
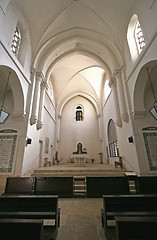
[75,105,83,121]
[127,14,146,61]
[11,27,21,56]
[134,20,145,54]
[108,120,119,157]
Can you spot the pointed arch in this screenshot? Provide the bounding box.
[0,65,25,117]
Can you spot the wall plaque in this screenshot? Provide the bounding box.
[0,135,17,172]
[143,132,157,171]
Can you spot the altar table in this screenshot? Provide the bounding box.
[71,154,90,165]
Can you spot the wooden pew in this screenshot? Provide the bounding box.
[86,176,130,198]
[0,195,60,229]
[102,194,157,239]
[136,176,157,194]
[3,177,34,195]
[0,219,44,240]
[34,176,73,197]
[115,216,157,240]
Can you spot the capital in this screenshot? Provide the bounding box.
[36,72,44,81]
[113,68,121,79]
[108,77,115,87]
[41,80,49,90]
[96,114,101,118]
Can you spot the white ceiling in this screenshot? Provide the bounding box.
[10,0,138,109]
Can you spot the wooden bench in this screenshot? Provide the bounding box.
[86,176,130,198]
[136,176,157,194]
[102,194,157,239]
[0,219,44,240]
[3,176,35,195]
[34,176,73,197]
[0,195,60,229]
[115,216,157,240]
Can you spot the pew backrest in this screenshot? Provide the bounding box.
[4,177,34,195]
[34,177,73,197]
[103,194,157,213]
[0,195,59,227]
[136,176,157,194]
[103,194,157,228]
[87,176,130,197]
[115,216,157,240]
[0,219,44,240]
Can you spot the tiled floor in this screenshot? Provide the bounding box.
[56,198,106,240]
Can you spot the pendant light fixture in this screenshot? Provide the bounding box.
[146,67,157,120]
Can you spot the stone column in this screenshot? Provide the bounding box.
[37,80,48,130]
[114,69,128,123]
[109,77,122,127]
[97,114,102,142]
[30,72,43,125]
[57,115,62,143]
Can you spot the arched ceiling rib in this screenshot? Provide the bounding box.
[11,0,137,56]
[51,54,105,108]
[9,0,137,113]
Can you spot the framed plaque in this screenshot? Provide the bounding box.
[143,132,157,171]
[0,135,17,172]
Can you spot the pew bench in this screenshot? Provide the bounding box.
[0,219,44,240]
[0,195,60,228]
[34,176,73,197]
[136,176,157,194]
[3,176,35,195]
[115,216,157,240]
[86,176,130,198]
[101,194,157,239]
[0,218,58,240]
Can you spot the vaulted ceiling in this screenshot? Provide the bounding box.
[10,0,137,109]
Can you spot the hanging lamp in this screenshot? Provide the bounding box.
[146,67,157,120]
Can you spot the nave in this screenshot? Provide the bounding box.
[0,172,157,239]
[56,198,104,240]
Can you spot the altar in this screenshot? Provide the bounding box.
[71,154,90,165]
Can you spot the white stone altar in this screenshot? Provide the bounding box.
[71,154,90,165]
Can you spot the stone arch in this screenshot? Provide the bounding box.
[0,65,25,117]
[33,28,124,74]
[133,60,157,118]
[45,49,111,84]
[57,91,100,116]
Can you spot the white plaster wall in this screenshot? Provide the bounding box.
[102,89,140,174]
[0,4,32,77]
[58,96,101,163]
[22,95,56,175]
[124,0,157,79]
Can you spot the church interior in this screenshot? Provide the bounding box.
[0,0,157,239]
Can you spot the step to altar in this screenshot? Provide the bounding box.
[32,163,126,177]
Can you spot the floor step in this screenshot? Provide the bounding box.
[73,176,87,197]
[128,180,137,194]
[32,164,126,177]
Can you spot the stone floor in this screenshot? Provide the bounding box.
[56,198,106,240]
